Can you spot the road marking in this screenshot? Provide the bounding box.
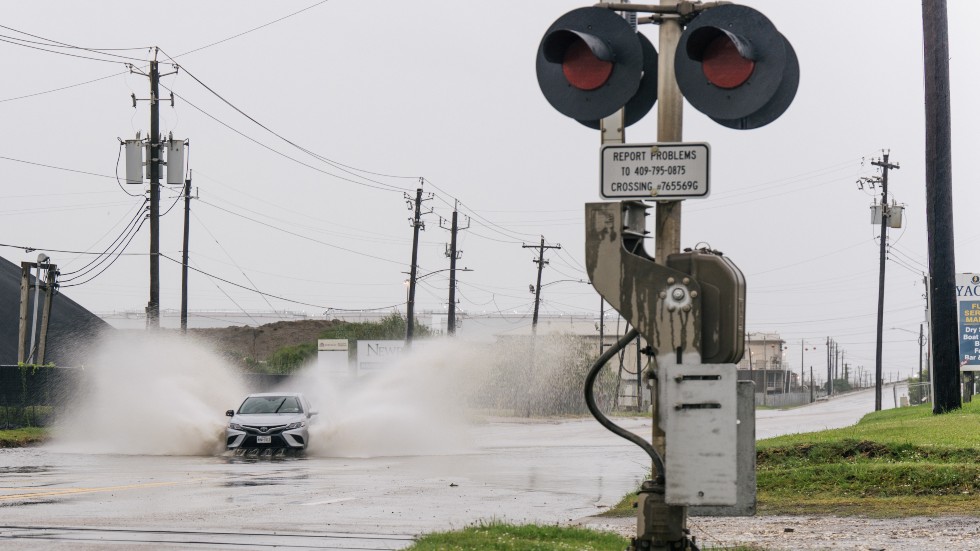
[0,480,187,501]
[303,497,356,506]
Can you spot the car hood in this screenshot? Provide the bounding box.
[232,413,306,426]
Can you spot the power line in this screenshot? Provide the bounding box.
[0,2,325,104]
[0,24,151,57]
[0,154,116,180]
[888,245,927,269]
[190,211,284,322]
[422,178,539,241]
[196,199,406,266]
[159,55,415,189]
[0,242,146,257]
[61,199,148,278]
[159,253,404,312]
[162,87,406,193]
[747,239,870,277]
[194,179,416,246]
[174,0,332,58]
[0,36,128,64]
[60,215,148,288]
[887,256,926,277]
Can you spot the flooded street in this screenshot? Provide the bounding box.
[0,387,895,549]
[0,419,649,549]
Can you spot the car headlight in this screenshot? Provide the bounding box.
[286,421,306,430]
[229,423,243,430]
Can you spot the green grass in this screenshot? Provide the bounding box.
[407,522,628,551]
[758,399,980,516]
[759,399,980,450]
[408,522,758,550]
[605,400,980,518]
[0,427,49,447]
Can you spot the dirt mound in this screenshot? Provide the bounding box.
[189,319,341,365]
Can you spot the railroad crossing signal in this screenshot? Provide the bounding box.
[535,7,658,127]
[536,4,798,130]
[674,4,799,129]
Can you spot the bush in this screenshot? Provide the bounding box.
[253,313,432,374]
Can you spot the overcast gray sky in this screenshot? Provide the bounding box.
[2,1,976,380]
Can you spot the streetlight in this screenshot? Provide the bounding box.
[528,279,588,332]
[406,267,473,337]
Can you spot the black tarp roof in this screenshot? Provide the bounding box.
[0,255,111,366]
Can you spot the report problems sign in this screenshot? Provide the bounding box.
[600,143,710,200]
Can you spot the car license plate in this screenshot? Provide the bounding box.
[256,435,272,444]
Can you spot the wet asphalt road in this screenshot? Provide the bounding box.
[0,419,649,549]
[0,388,892,550]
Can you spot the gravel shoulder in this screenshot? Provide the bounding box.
[580,515,980,551]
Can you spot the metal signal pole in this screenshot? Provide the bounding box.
[654,1,684,264]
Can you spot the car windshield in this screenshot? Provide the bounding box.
[239,396,303,415]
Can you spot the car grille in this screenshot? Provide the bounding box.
[241,424,287,435]
[241,435,289,448]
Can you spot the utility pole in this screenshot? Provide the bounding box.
[405,183,432,344]
[918,323,925,383]
[17,258,57,364]
[127,49,178,330]
[523,236,561,332]
[826,336,832,396]
[859,152,900,410]
[440,202,469,335]
[842,350,847,386]
[180,174,193,333]
[800,339,805,393]
[810,366,814,403]
[35,262,57,365]
[599,299,605,353]
[922,0,961,414]
[838,345,843,386]
[148,55,161,329]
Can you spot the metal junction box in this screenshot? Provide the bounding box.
[667,249,745,364]
[662,363,737,506]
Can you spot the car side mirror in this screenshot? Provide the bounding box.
[225,409,234,417]
[309,411,319,417]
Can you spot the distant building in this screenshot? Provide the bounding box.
[737,331,798,393]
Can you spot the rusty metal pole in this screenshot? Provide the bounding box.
[654,0,684,264]
[632,3,689,549]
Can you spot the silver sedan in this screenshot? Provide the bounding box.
[225,393,317,450]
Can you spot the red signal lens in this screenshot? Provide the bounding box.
[562,38,613,91]
[701,35,754,89]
